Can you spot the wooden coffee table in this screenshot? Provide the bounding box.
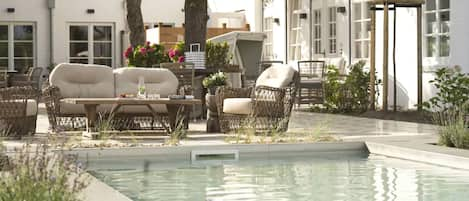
[61,98,202,138]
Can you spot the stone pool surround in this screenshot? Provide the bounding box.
[75,140,469,201]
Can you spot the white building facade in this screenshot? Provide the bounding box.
[260,0,469,109]
[0,0,261,73]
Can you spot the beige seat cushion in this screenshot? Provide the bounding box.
[50,63,115,114]
[114,67,178,97]
[223,98,252,115]
[256,64,296,88]
[26,99,37,116]
[114,68,179,114]
[50,63,115,98]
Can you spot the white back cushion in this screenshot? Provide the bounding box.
[256,64,296,88]
[49,63,115,98]
[114,67,179,97]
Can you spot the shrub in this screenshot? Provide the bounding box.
[423,66,469,149]
[0,144,88,201]
[422,66,469,111]
[124,41,169,67]
[206,41,230,69]
[433,104,469,148]
[168,41,185,63]
[321,61,379,113]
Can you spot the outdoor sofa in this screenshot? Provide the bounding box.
[216,64,298,133]
[43,63,180,132]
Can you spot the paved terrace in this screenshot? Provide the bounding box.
[26,103,438,146]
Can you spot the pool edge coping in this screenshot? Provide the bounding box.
[79,141,469,200]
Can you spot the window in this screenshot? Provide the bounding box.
[0,23,35,72]
[353,2,371,59]
[328,7,337,54]
[289,0,304,61]
[313,9,322,55]
[263,17,274,60]
[425,0,450,57]
[69,24,113,67]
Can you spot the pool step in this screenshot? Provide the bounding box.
[191,150,239,162]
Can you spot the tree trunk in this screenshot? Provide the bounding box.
[184,0,209,51]
[126,0,146,47]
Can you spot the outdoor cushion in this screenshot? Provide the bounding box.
[223,98,252,115]
[114,67,179,114]
[49,63,115,98]
[256,64,295,88]
[114,67,178,97]
[26,99,38,116]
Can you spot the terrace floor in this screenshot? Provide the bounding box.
[22,103,438,147]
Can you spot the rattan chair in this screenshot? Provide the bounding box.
[0,68,7,88]
[297,60,326,106]
[160,62,196,91]
[10,67,43,90]
[160,62,205,118]
[258,60,284,74]
[0,86,40,138]
[216,64,298,133]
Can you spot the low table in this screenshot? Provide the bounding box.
[61,98,202,138]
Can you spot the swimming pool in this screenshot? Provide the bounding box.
[84,146,469,201]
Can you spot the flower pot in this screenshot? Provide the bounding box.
[208,87,217,95]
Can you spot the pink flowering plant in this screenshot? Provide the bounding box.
[168,41,185,63]
[124,41,169,67]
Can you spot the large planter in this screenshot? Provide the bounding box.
[205,93,220,133]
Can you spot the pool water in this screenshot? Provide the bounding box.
[89,152,469,201]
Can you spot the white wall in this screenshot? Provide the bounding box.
[263,0,287,62]
[1,0,256,70]
[208,0,262,31]
[450,0,469,73]
[52,0,127,67]
[141,0,185,27]
[0,0,50,69]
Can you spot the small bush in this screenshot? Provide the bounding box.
[124,41,169,67]
[206,41,230,69]
[433,104,469,149]
[0,144,88,201]
[320,61,380,113]
[423,66,469,111]
[423,66,469,148]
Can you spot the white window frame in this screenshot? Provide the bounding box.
[313,9,322,55]
[289,0,304,61]
[68,23,115,67]
[328,7,337,55]
[0,22,36,71]
[423,0,450,68]
[262,17,274,60]
[352,1,371,60]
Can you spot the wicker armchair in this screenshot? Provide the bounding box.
[216,64,298,133]
[9,67,43,90]
[0,86,40,138]
[0,70,7,88]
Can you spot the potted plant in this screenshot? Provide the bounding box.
[206,41,230,69]
[203,72,227,95]
[168,41,185,63]
[124,41,169,67]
